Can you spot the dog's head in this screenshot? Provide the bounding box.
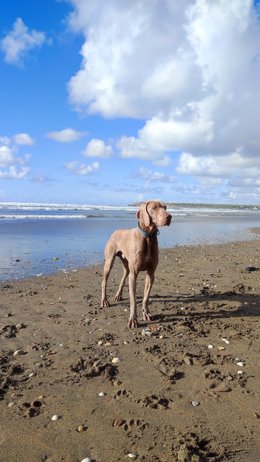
[136,201,172,227]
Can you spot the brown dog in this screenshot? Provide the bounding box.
[100,200,172,327]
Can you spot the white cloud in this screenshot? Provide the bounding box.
[0,136,31,179]
[0,166,30,179]
[47,128,86,143]
[67,0,260,193]
[0,136,11,145]
[13,132,34,146]
[1,18,46,65]
[82,138,113,158]
[68,1,198,118]
[137,167,175,183]
[0,145,14,168]
[177,151,260,178]
[65,160,99,175]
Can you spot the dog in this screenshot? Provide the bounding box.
[100,200,172,327]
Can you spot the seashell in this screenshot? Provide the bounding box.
[142,328,152,337]
[113,418,123,427]
[236,361,244,367]
[13,349,25,356]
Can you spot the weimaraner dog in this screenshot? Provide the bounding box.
[101,200,172,327]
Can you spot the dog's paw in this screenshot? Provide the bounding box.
[101,299,110,308]
[142,311,153,322]
[128,317,138,328]
[114,293,123,302]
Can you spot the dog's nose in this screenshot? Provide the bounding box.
[166,214,172,225]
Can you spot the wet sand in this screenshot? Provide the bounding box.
[0,238,260,461]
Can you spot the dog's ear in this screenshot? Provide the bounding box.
[137,202,150,226]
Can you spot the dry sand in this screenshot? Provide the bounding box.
[0,237,260,462]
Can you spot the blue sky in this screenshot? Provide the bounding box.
[0,0,259,205]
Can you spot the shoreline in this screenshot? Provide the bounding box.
[1,225,260,285]
[0,238,260,461]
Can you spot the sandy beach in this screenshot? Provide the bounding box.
[0,237,259,462]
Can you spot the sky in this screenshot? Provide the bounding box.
[0,0,260,206]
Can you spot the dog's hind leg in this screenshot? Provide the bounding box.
[101,241,116,308]
[115,256,129,301]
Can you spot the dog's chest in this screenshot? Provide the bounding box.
[137,239,158,270]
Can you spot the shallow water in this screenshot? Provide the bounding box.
[0,206,259,281]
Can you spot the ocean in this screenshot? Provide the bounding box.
[0,202,259,281]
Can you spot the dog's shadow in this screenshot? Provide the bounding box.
[147,291,260,324]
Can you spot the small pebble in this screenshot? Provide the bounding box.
[208,344,214,349]
[77,425,87,432]
[221,338,230,344]
[98,392,106,397]
[237,370,243,375]
[51,415,59,421]
[128,453,138,460]
[81,458,92,462]
[191,400,200,407]
[236,361,244,367]
[112,357,120,363]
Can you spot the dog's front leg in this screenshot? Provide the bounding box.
[128,271,138,328]
[142,271,154,321]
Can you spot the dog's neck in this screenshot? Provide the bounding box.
[137,222,159,238]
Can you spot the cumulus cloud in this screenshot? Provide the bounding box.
[0,135,31,179]
[65,160,99,175]
[67,0,260,199]
[13,132,34,146]
[1,18,46,65]
[47,128,86,143]
[177,151,260,178]
[0,145,14,168]
[82,138,113,158]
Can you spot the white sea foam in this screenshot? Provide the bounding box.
[0,201,259,220]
